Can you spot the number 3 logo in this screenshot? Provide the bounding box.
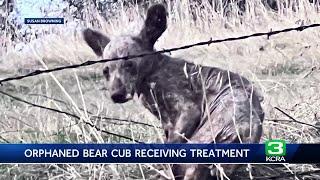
[265,140,286,156]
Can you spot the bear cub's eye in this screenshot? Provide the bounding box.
[103,66,110,80]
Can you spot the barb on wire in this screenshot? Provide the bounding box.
[274,107,320,130]
[0,90,144,143]
[0,23,320,84]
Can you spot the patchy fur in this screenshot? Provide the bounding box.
[83,3,264,180]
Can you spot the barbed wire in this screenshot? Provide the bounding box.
[0,23,320,84]
[28,93,158,128]
[0,90,144,143]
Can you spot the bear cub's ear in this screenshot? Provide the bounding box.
[83,28,110,56]
[139,4,167,49]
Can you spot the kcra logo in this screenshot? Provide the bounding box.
[265,140,286,162]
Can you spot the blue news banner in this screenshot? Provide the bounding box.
[0,143,318,163]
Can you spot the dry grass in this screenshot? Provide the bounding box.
[0,0,320,179]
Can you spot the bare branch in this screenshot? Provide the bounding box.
[274,107,320,130]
